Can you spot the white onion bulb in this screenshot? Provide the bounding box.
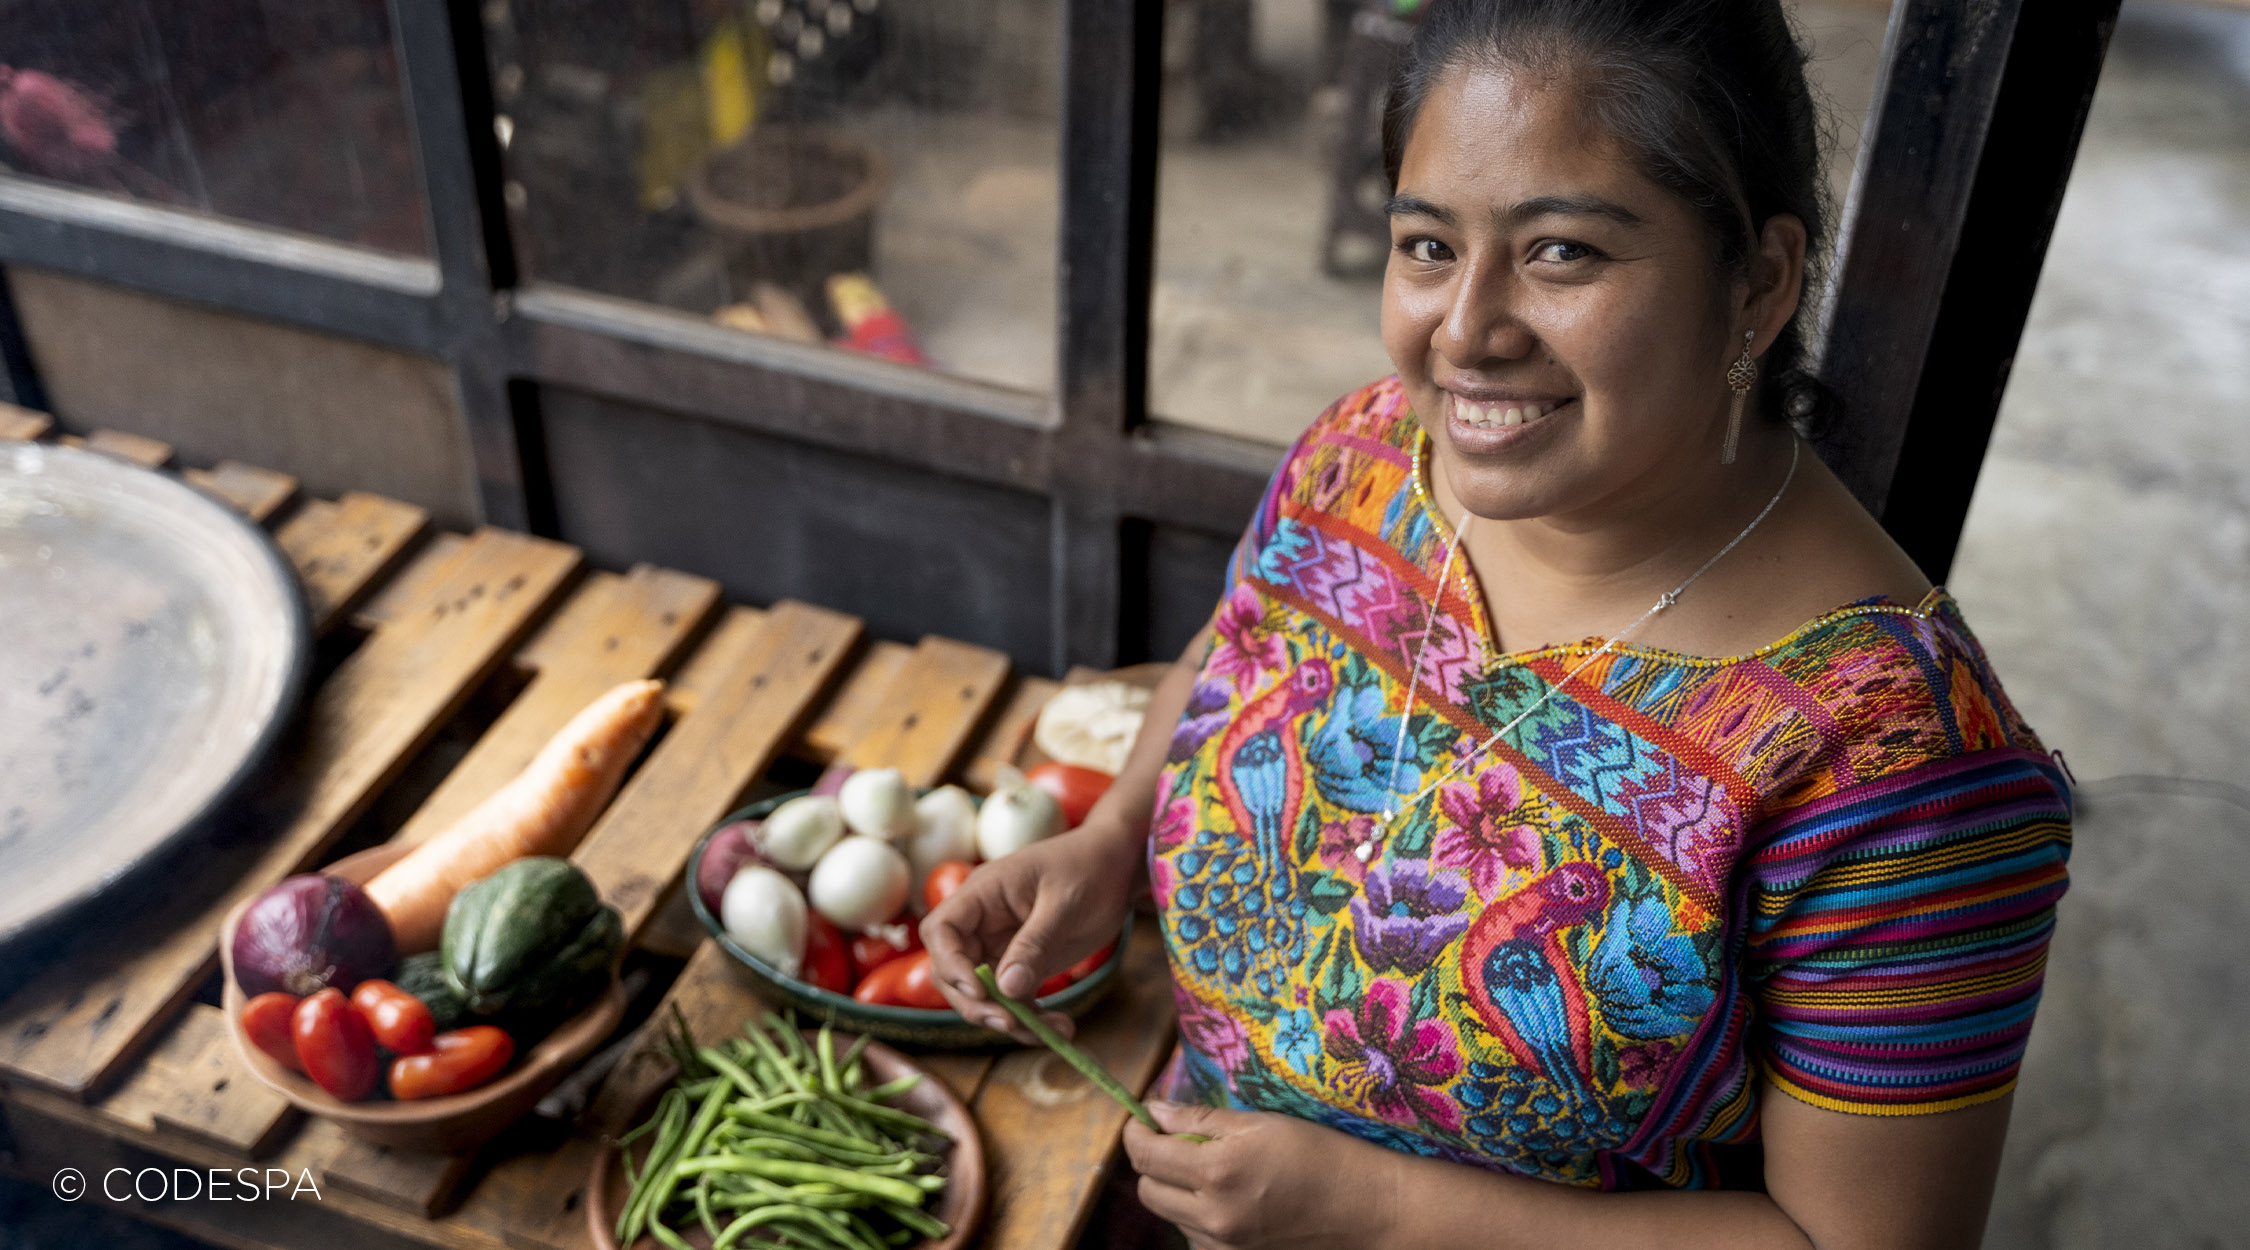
[720,865,807,976]
[838,767,916,842]
[756,794,845,870]
[808,835,911,931]
[976,783,1063,860]
[907,786,980,906]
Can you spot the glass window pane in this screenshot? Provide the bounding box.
[488,0,1060,396]
[0,0,433,255]
[1147,0,1891,446]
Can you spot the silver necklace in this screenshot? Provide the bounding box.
[1359,437,1801,863]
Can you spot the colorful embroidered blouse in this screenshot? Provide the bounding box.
[1150,377,2072,1190]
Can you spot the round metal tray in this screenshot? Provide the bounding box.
[0,441,309,945]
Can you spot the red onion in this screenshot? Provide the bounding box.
[232,874,397,998]
[698,821,764,915]
[810,763,858,797]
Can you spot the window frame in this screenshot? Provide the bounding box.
[0,0,2118,673]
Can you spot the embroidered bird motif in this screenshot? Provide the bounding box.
[1190,659,1335,992]
[1458,861,1612,1092]
[1215,659,1335,863]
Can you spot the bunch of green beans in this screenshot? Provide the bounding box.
[612,1011,951,1250]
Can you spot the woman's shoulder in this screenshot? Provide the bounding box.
[1272,375,1419,482]
[1260,375,1439,533]
[1738,591,2058,808]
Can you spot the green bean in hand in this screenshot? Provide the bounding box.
[972,963,1210,1143]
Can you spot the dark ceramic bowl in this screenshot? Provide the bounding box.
[687,790,1128,1048]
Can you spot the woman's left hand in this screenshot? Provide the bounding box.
[1121,1101,1398,1250]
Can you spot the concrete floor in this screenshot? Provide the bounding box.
[1949,2,2250,786]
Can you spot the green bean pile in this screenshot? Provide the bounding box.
[612,1010,951,1250]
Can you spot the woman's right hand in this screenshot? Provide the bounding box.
[920,817,1142,1043]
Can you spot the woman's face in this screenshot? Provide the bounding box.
[1382,61,1754,522]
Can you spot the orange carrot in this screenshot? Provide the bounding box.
[366,679,666,953]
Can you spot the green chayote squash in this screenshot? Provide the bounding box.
[441,857,622,1018]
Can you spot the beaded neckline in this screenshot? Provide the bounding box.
[1404,424,1948,670]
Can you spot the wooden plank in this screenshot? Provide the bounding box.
[572,600,863,938]
[185,460,300,523]
[969,919,1178,1250]
[0,400,51,441]
[83,427,176,467]
[354,530,469,629]
[634,879,710,962]
[277,492,432,634]
[0,530,581,1098]
[83,1004,233,1136]
[145,1005,301,1158]
[392,566,720,848]
[963,675,1059,793]
[320,1136,482,1219]
[659,604,764,714]
[798,638,912,762]
[0,1086,510,1250]
[840,636,1013,788]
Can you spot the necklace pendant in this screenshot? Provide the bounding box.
[1353,841,1374,863]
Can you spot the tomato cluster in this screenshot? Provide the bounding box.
[241,983,512,1102]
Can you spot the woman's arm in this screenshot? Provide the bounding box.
[1124,1085,2012,1250]
[923,627,1213,1032]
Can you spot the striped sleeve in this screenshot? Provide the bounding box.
[1743,749,2072,1115]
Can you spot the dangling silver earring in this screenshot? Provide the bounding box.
[1722,329,1756,465]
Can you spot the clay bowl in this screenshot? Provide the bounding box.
[585,1032,983,1250]
[688,790,1129,1049]
[219,842,631,1153]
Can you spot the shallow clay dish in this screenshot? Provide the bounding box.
[0,441,309,945]
[689,790,1129,1048]
[220,842,630,1153]
[585,1033,984,1250]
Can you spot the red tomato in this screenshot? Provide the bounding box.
[852,950,948,1009]
[242,992,303,1073]
[1036,940,1118,997]
[293,988,379,1101]
[847,919,922,977]
[1027,763,1113,828]
[350,979,436,1055]
[921,860,976,913]
[388,1026,515,1101]
[801,914,853,994]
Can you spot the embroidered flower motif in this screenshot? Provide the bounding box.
[1151,789,1196,853]
[1618,1041,1679,1089]
[1208,585,1285,686]
[1436,766,1539,895]
[1322,978,1462,1132]
[1586,893,1715,1041]
[1175,985,1251,1076]
[1168,678,1235,762]
[1316,814,1377,884]
[1274,1008,1323,1076]
[1348,859,1471,974]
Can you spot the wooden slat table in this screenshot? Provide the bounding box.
[0,417,1177,1250]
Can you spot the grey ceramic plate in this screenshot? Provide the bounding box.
[0,441,308,944]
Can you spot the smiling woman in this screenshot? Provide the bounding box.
[919,3,2073,1248]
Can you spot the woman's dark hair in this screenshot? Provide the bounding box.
[1381,0,1838,430]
